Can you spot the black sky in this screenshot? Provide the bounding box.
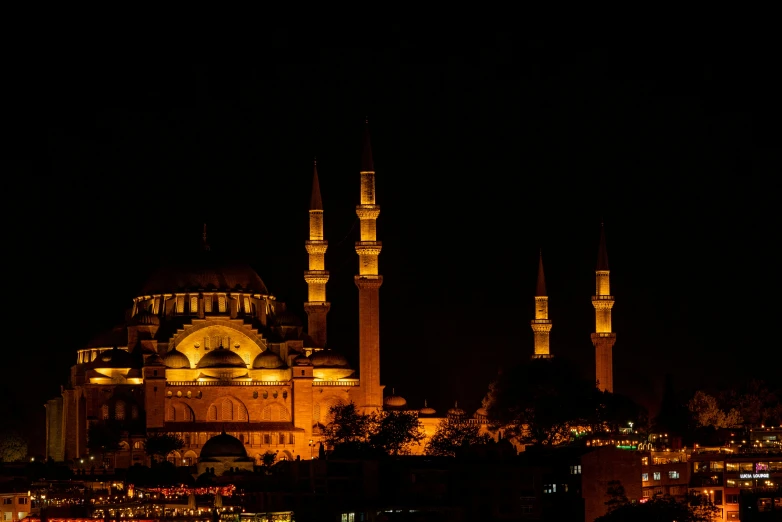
[7,30,780,454]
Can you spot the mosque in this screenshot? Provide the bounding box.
[44,123,616,471]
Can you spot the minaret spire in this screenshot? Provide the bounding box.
[591,222,616,392]
[531,250,553,359]
[304,158,330,348]
[355,119,384,412]
[202,223,210,251]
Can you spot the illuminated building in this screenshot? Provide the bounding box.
[591,223,616,393]
[44,122,384,468]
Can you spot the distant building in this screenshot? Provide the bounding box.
[0,491,29,522]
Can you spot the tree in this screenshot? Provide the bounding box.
[0,428,27,462]
[324,402,425,456]
[144,433,185,464]
[604,480,629,512]
[261,451,276,467]
[369,411,425,455]
[596,488,720,521]
[688,391,743,429]
[424,420,491,457]
[482,358,647,446]
[323,402,373,450]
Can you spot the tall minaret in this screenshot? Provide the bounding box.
[304,160,330,348]
[591,223,616,392]
[355,120,383,411]
[531,251,553,359]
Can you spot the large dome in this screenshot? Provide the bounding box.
[200,432,248,459]
[140,251,268,295]
[196,348,247,369]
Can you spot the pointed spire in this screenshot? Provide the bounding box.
[310,158,323,210]
[360,118,374,172]
[424,399,428,407]
[202,223,210,251]
[597,222,609,270]
[536,249,547,296]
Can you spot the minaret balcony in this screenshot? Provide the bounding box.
[592,295,614,300]
[304,271,330,284]
[355,241,382,256]
[305,241,328,255]
[530,319,552,324]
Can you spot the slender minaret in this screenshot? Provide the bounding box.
[355,120,383,411]
[531,251,553,359]
[591,223,616,392]
[304,160,330,348]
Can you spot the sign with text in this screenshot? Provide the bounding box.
[739,473,769,479]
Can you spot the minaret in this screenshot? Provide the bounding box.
[531,251,553,359]
[304,160,330,348]
[355,120,384,411]
[591,223,616,392]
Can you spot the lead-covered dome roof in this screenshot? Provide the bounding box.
[196,348,247,369]
[252,349,285,369]
[139,250,268,295]
[200,432,247,459]
[310,349,349,368]
[90,347,137,368]
[162,348,191,369]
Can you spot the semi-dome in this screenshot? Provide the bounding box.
[144,353,165,366]
[252,349,285,369]
[162,348,191,369]
[293,354,312,366]
[272,310,303,327]
[129,310,160,326]
[92,347,136,368]
[200,432,248,459]
[140,251,268,295]
[197,348,247,369]
[310,349,349,368]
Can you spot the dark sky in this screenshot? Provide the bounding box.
[7,30,780,454]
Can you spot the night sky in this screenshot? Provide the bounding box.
[7,31,779,454]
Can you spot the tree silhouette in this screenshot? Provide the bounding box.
[144,433,185,464]
[424,420,491,457]
[324,402,425,456]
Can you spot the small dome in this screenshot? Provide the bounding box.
[162,348,191,369]
[384,394,407,409]
[197,348,247,369]
[419,400,436,416]
[293,354,312,366]
[252,349,285,369]
[145,353,165,366]
[130,310,160,326]
[200,432,247,459]
[310,349,349,368]
[93,347,136,368]
[447,402,466,417]
[473,407,488,419]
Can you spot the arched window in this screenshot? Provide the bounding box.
[102,404,109,420]
[166,404,176,421]
[131,405,139,420]
[115,401,126,420]
[222,399,234,421]
[207,405,217,421]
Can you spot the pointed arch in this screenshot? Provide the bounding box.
[261,402,290,421]
[167,401,195,422]
[207,395,249,422]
